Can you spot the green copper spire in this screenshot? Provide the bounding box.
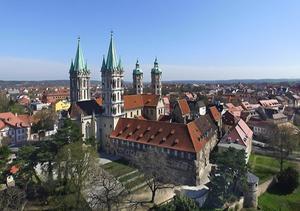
[133,59,143,75]
[73,37,86,72]
[151,57,161,74]
[118,57,122,68]
[69,59,74,73]
[101,55,106,71]
[106,32,118,70]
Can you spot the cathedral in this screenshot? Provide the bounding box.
[68,34,165,149]
[67,33,219,185]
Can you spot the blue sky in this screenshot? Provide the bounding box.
[1,0,300,81]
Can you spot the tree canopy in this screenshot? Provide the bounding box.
[206,147,248,208]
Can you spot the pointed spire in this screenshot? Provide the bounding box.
[151,57,161,74]
[106,31,118,70]
[69,59,74,72]
[118,57,122,68]
[73,37,86,72]
[154,57,158,67]
[136,59,140,68]
[101,55,106,70]
[133,59,142,75]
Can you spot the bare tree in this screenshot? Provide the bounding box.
[133,149,175,203]
[271,124,300,172]
[89,169,127,211]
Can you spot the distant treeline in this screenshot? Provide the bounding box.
[0,78,300,88]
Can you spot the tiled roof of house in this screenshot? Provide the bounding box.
[241,101,260,110]
[69,100,102,118]
[0,112,30,128]
[124,94,161,110]
[10,165,20,174]
[124,95,144,110]
[177,99,190,115]
[220,119,253,147]
[222,110,239,125]
[209,106,221,121]
[237,119,253,138]
[142,94,161,107]
[162,96,170,105]
[18,114,35,125]
[0,120,6,130]
[259,99,280,108]
[110,115,217,153]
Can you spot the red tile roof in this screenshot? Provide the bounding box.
[18,114,33,125]
[124,94,161,110]
[221,119,253,147]
[110,115,216,153]
[177,99,190,115]
[209,106,221,121]
[0,112,30,128]
[124,95,144,110]
[10,165,20,174]
[141,94,161,107]
[0,120,6,130]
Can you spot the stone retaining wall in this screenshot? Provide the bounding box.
[257,176,275,196]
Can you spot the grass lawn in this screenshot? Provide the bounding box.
[258,176,300,211]
[249,153,300,211]
[101,159,136,178]
[119,171,141,183]
[125,176,147,190]
[248,154,297,183]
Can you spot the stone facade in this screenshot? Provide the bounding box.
[110,133,217,186]
[69,38,91,103]
[151,58,162,96]
[132,60,143,94]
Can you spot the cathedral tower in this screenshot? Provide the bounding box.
[151,57,162,96]
[101,33,124,117]
[132,60,143,94]
[69,38,91,103]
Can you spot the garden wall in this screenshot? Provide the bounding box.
[257,176,275,196]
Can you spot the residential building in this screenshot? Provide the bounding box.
[0,112,31,145]
[218,119,253,161]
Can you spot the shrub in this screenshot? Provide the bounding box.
[154,195,199,211]
[277,167,299,194]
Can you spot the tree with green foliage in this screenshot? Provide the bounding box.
[16,145,41,185]
[34,119,83,184]
[276,167,299,194]
[55,142,97,209]
[154,195,200,211]
[31,108,57,134]
[0,93,10,112]
[206,148,248,208]
[9,103,26,115]
[0,146,11,182]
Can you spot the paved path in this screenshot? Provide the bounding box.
[98,151,120,165]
